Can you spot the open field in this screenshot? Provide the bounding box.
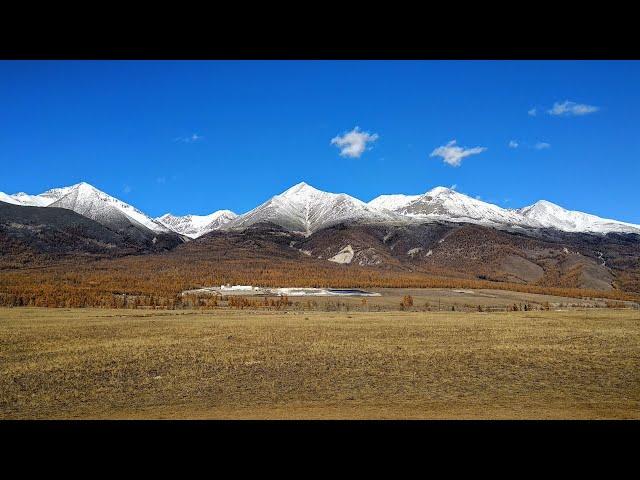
[1,307,639,419]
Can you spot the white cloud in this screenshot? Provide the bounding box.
[528,108,537,117]
[331,127,379,158]
[548,100,599,117]
[175,133,204,143]
[508,140,519,148]
[123,185,132,194]
[430,140,487,167]
[534,142,551,150]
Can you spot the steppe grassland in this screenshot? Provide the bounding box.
[1,307,638,419]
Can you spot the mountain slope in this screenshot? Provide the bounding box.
[0,199,183,265]
[226,182,401,234]
[156,210,237,238]
[0,201,138,265]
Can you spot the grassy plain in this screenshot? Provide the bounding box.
[1,306,638,419]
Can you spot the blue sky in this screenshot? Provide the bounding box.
[1,60,639,222]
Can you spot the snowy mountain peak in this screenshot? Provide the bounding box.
[518,200,640,234]
[278,182,342,202]
[48,182,171,233]
[156,210,237,238]
[227,182,398,234]
[520,200,573,217]
[284,181,312,192]
[67,182,99,196]
[371,185,536,229]
[425,186,455,197]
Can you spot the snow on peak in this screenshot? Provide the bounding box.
[368,193,422,211]
[424,186,454,197]
[283,181,313,193]
[156,210,238,238]
[0,191,22,205]
[278,182,339,202]
[0,187,64,207]
[227,182,400,234]
[4,180,639,236]
[518,200,640,234]
[48,182,171,233]
[373,186,531,228]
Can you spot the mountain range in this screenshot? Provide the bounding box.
[2,181,639,237]
[2,181,639,293]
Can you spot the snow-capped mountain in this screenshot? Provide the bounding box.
[370,187,538,228]
[518,200,640,234]
[3,181,639,237]
[226,182,401,235]
[156,210,237,238]
[369,186,640,234]
[47,182,171,234]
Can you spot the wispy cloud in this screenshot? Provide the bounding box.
[547,100,599,117]
[331,127,379,158]
[450,184,458,191]
[174,133,204,143]
[534,142,551,150]
[156,176,167,184]
[508,140,519,149]
[123,185,132,194]
[430,140,487,167]
[528,108,537,117]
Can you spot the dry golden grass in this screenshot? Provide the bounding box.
[1,307,639,419]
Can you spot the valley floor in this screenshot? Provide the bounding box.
[1,307,639,419]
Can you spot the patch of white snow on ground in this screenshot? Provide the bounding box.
[407,247,423,257]
[328,245,355,264]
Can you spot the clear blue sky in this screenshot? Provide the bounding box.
[1,60,638,222]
